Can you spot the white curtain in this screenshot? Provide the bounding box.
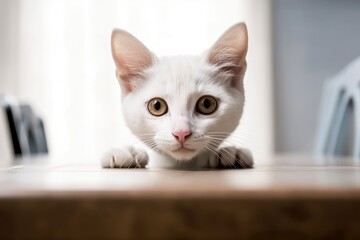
[0,0,273,163]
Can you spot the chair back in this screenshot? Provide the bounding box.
[316,57,360,158]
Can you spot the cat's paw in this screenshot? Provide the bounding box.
[210,146,253,169]
[101,146,149,168]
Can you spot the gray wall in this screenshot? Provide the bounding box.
[273,0,360,154]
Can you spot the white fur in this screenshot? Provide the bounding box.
[103,23,253,169]
[123,55,242,158]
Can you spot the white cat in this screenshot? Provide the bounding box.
[102,23,253,169]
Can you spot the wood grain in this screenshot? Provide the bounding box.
[1,155,360,239]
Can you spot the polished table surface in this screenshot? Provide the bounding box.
[1,155,360,239]
[1,154,360,196]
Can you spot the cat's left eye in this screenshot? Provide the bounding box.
[148,98,168,116]
[196,95,218,115]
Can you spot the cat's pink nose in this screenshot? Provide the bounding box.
[172,130,192,144]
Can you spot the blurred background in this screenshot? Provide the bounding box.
[1,0,359,164]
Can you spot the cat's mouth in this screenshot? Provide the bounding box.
[172,146,196,153]
[167,145,198,160]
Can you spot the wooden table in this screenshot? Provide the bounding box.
[1,155,360,239]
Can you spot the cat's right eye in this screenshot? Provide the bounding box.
[147,98,168,116]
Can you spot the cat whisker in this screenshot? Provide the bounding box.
[206,142,238,168]
[204,144,236,169]
[209,131,253,135]
[208,138,254,168]
[207,133,253,141]
[207,133,251,139]
[207,132,253,139]
[206,136,250,145]
[204,145,220,165]
[206,135,254,150]
[237,149,254,168]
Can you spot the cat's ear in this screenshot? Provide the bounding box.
[207,23,248,89]
[111,29,156,94]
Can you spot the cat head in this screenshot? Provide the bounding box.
[111,23,248,161]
